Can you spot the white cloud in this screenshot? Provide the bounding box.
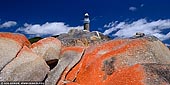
[16,22,83,37]
[140,4,144,7]
[129,7,137,11]
[165,43,170,47]
[103,19,170,41]
[0,21,17,28]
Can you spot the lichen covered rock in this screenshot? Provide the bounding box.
[61,36,170,85]
[45,46,85,85]
[0,32,170,85]
[0,32,30,71]
[0,46,49,81]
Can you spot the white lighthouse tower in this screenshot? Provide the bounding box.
[84,13,90,31]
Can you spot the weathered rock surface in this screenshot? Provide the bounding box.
[45,46,84,85]
[0,32,30,47]
[60,36,170,85]
[141,63,170,85]
[103,63,170,85]
[0,32,30,71]
[66,63,162,85]
[31,37,61,61]
[57,29,111,47]
[0,32,170,85]
[0,46,49,81]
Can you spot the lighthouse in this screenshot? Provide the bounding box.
[84,13,90,31]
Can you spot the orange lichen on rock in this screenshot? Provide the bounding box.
[77,38,147,75]
[53,36,170,85]
[0,32,30,46]
[0,45,49,81]
[103,64,145,85]
[65,62,82,82]
[1,32,170,84]
[57,46,85,85]
[79,39,128,71]
[65,82,80,85]
[64,38,149,85]
[57,68,68,85]
[0,33,31,71]
[45,46,85,85]
[60,46,85,55]
[66,64,145,85]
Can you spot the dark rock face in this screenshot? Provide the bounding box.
[57,29,111,47]
[102,57,116,75]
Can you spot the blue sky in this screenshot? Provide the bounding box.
[0,0,170,45]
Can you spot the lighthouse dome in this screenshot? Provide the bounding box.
[85,13,89,16]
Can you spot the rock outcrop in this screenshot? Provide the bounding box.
[0,32,30,71]
[0,31,170,85]
[31,37,61,61]
[59,36,170,85]
[0,32,49,82]
[45,46,85,85]
[0,46,49,81]
[57,29,111,47]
